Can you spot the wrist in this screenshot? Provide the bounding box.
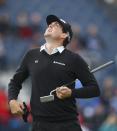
[9,99,17,105]
[71,89,77,98]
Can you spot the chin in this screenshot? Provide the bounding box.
[44,32,51,36]
[44,33,47,37]
[44,34,49,37]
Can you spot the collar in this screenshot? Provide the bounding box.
[40,44,65,54]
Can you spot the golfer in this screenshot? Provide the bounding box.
[8,15,100,131]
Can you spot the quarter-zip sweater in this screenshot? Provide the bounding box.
[8,48,100,122]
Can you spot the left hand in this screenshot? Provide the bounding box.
[56,86,72,99]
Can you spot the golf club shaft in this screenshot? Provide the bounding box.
[91,60,114,73]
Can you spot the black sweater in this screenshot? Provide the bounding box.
[8,48,100,122]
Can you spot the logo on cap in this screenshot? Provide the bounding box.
[60,19,66,23]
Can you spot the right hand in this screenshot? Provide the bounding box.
[9,100,24,117]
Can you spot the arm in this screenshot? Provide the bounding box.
[8,51,30,116]
[71,55,100,98]
[56,55,100,99]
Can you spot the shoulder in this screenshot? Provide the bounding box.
[22,48,41,61]
[65,49,88,67]
[25,47,41,56]
[65,49,84,61]
[27,47,40,54]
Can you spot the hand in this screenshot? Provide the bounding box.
[56,86,72,100]
[9,100,24,117]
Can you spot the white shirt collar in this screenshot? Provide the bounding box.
[40,44,65,54]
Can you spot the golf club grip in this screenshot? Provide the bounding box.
[22,102,29,122]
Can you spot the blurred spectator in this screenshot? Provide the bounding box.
[29,42,40,50]
[0,14,10,35]
[92,104,107,131]
[81,106,95,130]
[100,76,114,108]
[16,12,33,38]
[83,24,106,67]
[67,24,86,52]
[78,114,90,131]
[85,24,105,51]
[73,24,86,50]
[0,33,7,70]
[68,24,96,68]
[0,87,11,125]
[30,12,43,33]
[32,32,43,46]
[0,0,5,5]
[30,12,43,47]
[99,113,117,131]
[110,88,117,113]
[67,34,79,52]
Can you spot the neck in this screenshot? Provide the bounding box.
[45,43,61,54]
[45,38,63,54]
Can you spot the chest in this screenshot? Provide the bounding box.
[27,55,75,78]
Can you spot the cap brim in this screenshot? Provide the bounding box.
[46,15,63,26]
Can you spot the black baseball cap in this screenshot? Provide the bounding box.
[46,15,73,43]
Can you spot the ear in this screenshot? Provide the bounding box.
[61,33,68,39]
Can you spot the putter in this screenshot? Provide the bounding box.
[40,89,56,103]
[40,60,115,103]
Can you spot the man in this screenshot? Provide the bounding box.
[8,15,100,131]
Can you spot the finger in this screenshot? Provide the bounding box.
[56,87,62,94]
[11,108,23,116]
[56,92,63,99]
[19,102,25,110]
[59,94,66,99]
[14,112,23,117]
[15,107,24,116]
[59,86,69,91]
[57,88,68,95]
[17,109,24,116]
[56,87,60,92]
[56,91,65,97]
[17,102,24,114]
[60,89,68,94]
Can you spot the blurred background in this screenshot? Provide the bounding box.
[0,0,117,131]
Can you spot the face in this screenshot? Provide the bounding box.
[44,21,67,41]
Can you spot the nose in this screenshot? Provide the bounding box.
[48,24,52,28]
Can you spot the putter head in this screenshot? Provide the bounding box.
[40,95,54,103]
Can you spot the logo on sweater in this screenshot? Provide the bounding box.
[35,60,39,63]
[53,61,65,66]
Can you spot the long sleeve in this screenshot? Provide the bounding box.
[8,51,30,101]
[71,55,100,98]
